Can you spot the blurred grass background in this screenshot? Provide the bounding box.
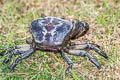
[0,0,120,80]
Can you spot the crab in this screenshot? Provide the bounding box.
[0,16,108,76]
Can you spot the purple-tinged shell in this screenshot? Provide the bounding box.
[30,17,72,46]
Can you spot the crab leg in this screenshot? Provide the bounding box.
[2,49,23,64]
[8,49,34,73]
[68,43,108,59]
[2,52,14,65]
[0,46,16,56]
[64,49,101,69]
[60,50,73,76]
[0,44,31,64]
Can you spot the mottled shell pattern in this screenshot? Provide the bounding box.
[30,16,72,46]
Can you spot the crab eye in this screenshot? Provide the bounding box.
[72,20,79,24]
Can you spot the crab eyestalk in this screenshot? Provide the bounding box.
[71,20,89,39]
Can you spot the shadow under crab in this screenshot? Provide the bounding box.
[0,16,108,76]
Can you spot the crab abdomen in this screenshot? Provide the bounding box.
[30,17,72,46]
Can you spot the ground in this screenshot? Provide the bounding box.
[0,0,120,80]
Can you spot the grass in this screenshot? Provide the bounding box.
[0,0,120,80]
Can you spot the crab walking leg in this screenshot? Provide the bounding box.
[8,49,34,73]
[3,49,24,64]
[65,49,101,69]
[0,46,16,56]
[60,50,73,76]
[69,43,108,59]
[2,52,13,65]
[0,44,31,56]
[1,44,31,64]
